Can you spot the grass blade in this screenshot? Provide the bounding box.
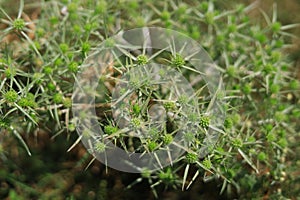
[11,126,31,156]
[182,163,190,191]
[238,148,259,173]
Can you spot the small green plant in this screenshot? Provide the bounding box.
[0,0,299,199]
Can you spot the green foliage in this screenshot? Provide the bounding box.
[0,0,299,199]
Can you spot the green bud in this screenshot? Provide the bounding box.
[185,152,198,163]
[13,18,25,30]
[4,90,18,103]
[104,125,118,135]
[199,116,210,129]
[136,54,148,65]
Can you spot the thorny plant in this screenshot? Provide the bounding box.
[0,0,299,199]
